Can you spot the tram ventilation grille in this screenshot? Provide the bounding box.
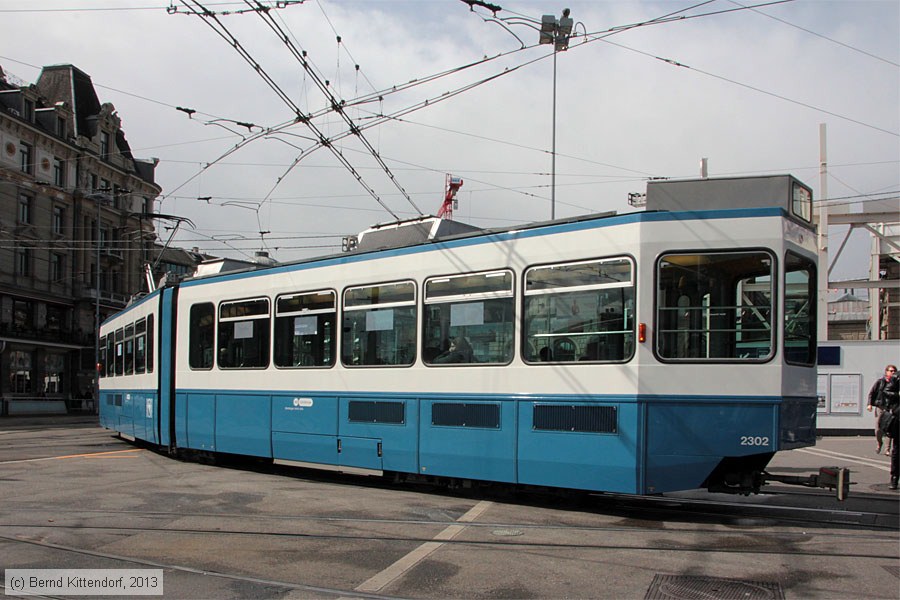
[644,574,784,600]
[432,403,500,428]
[348,400,405,424]
[533,404,617,433]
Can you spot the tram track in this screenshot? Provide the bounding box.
[0,533,401,600]
[0,501,895,535]
[0,503,895,560]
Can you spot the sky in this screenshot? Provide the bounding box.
[1,0,898,281]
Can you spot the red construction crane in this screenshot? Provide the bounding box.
[437,174,464,219]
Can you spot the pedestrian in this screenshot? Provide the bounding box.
[867,364,898,456]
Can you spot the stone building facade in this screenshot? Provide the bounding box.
[0,64,161,415]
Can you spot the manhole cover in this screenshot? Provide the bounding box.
[645,574,784,600]
[491,528,524,537]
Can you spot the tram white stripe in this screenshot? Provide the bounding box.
[353,499,493,594]
[796,447,890,472]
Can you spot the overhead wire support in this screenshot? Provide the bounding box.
[181,0,402,220]
[243,0,424,216]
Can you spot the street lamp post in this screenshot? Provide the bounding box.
[539,8,573,221]
[93,190,105,414]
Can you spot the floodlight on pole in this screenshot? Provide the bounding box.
[539,8,572,220]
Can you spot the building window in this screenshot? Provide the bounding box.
[51,253,65,282]
[52,206,64,235]
[10,350,33,394]
[23,98,35,122]
[100,131,110,158]
[19,142,33,174]
[91,173,98,191]
[18,192,32,224]
[53,157,65,187]
[13,299,32,329]
[46,304,65,332]
[57,116,66,137]
[43,353,66,395]
[15,248,32,277]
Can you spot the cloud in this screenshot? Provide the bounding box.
[3,0,897,272]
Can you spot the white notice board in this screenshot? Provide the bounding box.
[829,374,862,414]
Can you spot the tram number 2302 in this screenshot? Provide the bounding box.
[740,436,770,447]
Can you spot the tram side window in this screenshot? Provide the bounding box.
[218,298,270,369]
[423,270,514,365]
[524,257,635,363]
[99,335,106,378]
[189,303,215,370]
[656,251,774,361]
[134,319,146,374]
[114,328,124,375]
[124,324,135,375]
[274,290,335,368]
[106,334,115,377]
[342,281,416,367]
[146,314,154,373]
[792,181,812,223]
[784,252,816,366]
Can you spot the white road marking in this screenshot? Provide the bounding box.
[353,499,493,594]
[796,447,890,472]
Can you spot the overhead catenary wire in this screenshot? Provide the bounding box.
[243,0,423,216]
[179,0,404,221]
[727,0,900,68]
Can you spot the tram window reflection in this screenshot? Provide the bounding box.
[523,257,635,364]
[218,298,270,369]
[189,303,215,370]
[274,290,335,368]
[784,252,816,366]
[342,281,416,367]
[146,314,154,373]
[423,270,514,366]
[656,251,774,361]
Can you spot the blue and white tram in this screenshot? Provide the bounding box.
[99,175,821,495]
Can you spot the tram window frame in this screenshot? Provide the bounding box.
[523,256,636,364]
[146,314,154,373]
[784,251,816,366]
[791,181,812,224]
[341,280,416,367]
[188,302,215,370]
[124,324,135,375]
[106,334,115,377]
[114,328,124,376]
[134,318,146,374]
[99,335,106,378]
[217,297,271,370]
[274,289,336,369]
[423,270,514,366]
[655,249,776,362]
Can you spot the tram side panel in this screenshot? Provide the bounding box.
[99,292,162,446]
[517,397,640,494]
[158,287,177,448]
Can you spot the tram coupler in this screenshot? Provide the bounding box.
[762,466,851,501]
